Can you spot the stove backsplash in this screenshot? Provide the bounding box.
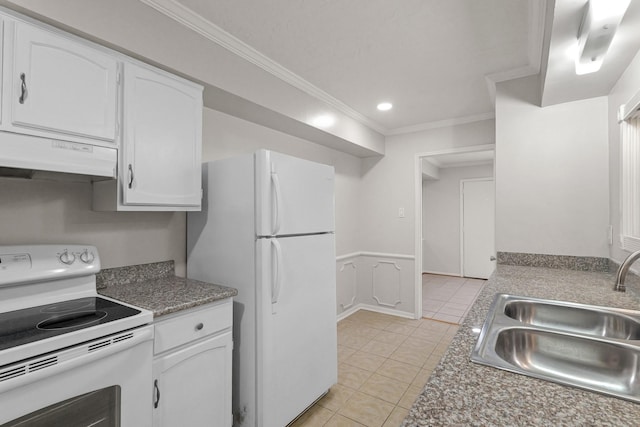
[96,261,174,290]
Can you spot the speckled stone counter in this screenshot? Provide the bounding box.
[96,261,237,317]
[403,265,640,427]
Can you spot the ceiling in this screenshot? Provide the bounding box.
[172,0,540,133]
[151,0,639,135]
[542,0,640,106]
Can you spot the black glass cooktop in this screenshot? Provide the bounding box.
[0,297,140,351]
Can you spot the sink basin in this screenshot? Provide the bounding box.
[504,299,640,340]
[495,328,640,396]
[471,294,640,402]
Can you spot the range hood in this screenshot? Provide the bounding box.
[0,132,117,179]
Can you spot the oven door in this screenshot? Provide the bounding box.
[0,325,153,427]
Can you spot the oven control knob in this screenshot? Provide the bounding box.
[59,250,76,265]
[80,249,95,264]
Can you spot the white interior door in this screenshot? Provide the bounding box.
[461,179,495,279]
[256,150,335,236]
[257,234,337,427]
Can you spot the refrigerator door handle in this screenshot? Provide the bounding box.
[271,238,283,313]
[271,169,282,235]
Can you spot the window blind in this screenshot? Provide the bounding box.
[621,97,640,251]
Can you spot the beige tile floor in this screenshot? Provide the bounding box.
[290,310,459,427]
[422,273,486,323]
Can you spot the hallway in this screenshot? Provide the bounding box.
[422,274,486,323]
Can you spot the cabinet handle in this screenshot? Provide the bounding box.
[128,164,134,189]
[19,73,27,104]
[154,379,161,408]
[195,322,204,331]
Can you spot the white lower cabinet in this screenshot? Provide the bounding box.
[152,300,233,427]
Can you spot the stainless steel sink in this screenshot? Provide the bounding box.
[471,294,640,402]
[504,299,640,339]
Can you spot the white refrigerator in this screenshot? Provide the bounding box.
[187,150,337,427]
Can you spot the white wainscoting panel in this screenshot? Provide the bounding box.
[337,260,357,314]
[336,252,416,319]
[371,260,401,307]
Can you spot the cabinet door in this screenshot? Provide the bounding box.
[9,21,118,142]
[122,63,202,207]
[153,332,232,427]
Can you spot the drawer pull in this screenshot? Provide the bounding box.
[195,322,204,331]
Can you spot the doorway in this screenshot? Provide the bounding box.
[413,145,495,320]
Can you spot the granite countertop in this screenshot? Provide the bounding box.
[96,261,238,317]
[403,265,640,426]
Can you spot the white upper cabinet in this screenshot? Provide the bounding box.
[5,21,118,144]
[0,7,203,211]
[119,63,202,208]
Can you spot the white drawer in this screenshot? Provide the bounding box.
[154,299,232,355]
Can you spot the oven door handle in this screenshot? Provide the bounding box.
[0,326,154,394]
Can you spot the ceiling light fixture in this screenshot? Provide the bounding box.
[377,102,393,111]
[575,0,631,75]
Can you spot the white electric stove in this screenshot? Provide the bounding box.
[0,244,154,426]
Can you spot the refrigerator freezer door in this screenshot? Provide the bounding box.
[256,234,337,427]
[256,150,335,236]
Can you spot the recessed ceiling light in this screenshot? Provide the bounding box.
[377,102,393,111]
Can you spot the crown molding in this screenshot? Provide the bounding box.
[389,1,545,137]
[528,0,546,73]
[139,0,545,139]
[138,0,387,134]
[484,64,540,105]
[386,112,496,136]
[483,0,546,105]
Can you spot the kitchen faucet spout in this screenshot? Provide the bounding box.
[614,250,640,292]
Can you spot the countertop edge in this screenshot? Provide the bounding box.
[98,274,238,318]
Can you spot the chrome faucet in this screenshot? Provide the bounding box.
[614,250,640,292]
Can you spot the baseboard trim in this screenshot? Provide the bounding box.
[422,270,461,277]
[337,303,417,322]
[336,252,415,261]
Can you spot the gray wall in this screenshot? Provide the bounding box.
[0,176,187,273]
[495,76,610,258]
[361,119,496,255]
